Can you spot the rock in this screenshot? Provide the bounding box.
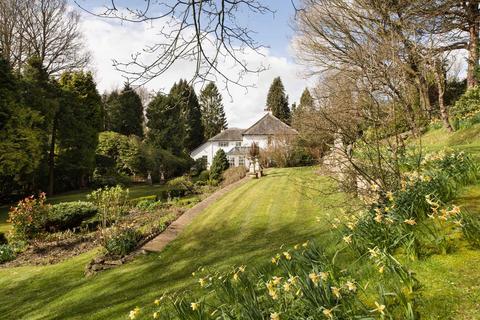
[104,259,123,266]
[91,264,103,271]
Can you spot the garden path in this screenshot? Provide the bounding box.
[141,177,249,252]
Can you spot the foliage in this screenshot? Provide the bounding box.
[0,232,7,245]
[102,225,141,257]
[210,149,229,181]
[170,79,204,151]
[458,210,480,248]
[45,201,98,231]
[190,157,207,177]
[298,87,314,111]
[451,86,480,121]
[7,193,50,240]
[197,170,210,182]
[0,244,16,264]
[167,176,194,198]
[221,167,246,186]
[104,83,144,137]
[199,82,227,140]
[87,186,130,228]
[266,77,291,124]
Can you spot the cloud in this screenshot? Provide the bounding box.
[80,12,311,127]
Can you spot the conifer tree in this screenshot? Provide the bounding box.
[266,77,291,124]
[210,149,229,181]
[170,79,204,151]
[199,82,227,140]
[104,83,144,137]
[299,88,314,111]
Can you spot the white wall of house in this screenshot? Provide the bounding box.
[191,140,242,169]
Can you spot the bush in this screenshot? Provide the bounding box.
[451,86,480,122]
[190,158,207,176]
[167,176,194,198]
[0,244,16,264]
[130,195,158,206]
[210,149,229,180]
[102,226,141,257]
[87,186,130,228]
[197,170,210,182]
[221,166,246,186]
[135,199,164,212]
[8,193,50,240]
[45,201,98,231]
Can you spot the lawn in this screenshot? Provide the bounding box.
[0,167,345,319]
[0,184,170,233]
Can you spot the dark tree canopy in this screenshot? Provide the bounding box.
[170,79,204,151]
[199,82,227,140]
[266,77,291,124]
[299,88,314,111]
[104,83,144,137]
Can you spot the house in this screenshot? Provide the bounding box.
[191,112,298,168]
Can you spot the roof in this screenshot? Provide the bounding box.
[242,113,298,136]
[209,128,244,141]
[226,146,250,156]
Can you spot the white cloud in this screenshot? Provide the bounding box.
[80,13,311,127]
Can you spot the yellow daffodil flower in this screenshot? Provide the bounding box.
[372,301,386,315]
[343,234,353,244]
[322,308,333,319]
[191,302,200,311]
[331,286,341,299]
[345,280,357,292]
[283,252,291,260]
[270,312,280,320]
[404,218,416,226]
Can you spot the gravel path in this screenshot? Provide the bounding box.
[141,177,250,252]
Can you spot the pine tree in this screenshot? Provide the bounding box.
[210,149,229,181]
[105,83,144,137]
[199,82,227,140]
[299,88,314,111]
[266,77,291,124]
[170,79,204,151]
[146,93,184,154]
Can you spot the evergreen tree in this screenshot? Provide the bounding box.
[299,88,314,111]
[57,71,103,189]
[199,82,227,139]
[0,56,44,201]
[210,149,229,181]
[146,93,184,154]
[170,79,204,151]
[104,83,144,137]
[266,77,291,124]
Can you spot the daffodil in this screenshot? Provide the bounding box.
[294,244,300,250]
[283,282,291,292]
[309,272,321,286]
[345,280,357,292]
[238,265,246,272]
[343,234,353,244]
[233,273,239,282]
[288,275,299,284]
[128,307,140,320]
[154,299,160,306]
[374,213,383,223]
[191,302,200,311]
[404,218,416,226]
[368,247,379,258]
[331,286,342,299]
[320,272,329,281]
[322,308,333,319]
[271,257,278,264]
[283,251,291,260]
[386,191,394,201]
[378,265,384,273]
[272,276,283,285]
[199,277,207,287]
[316,216,322,222]
[153,312,159,319]
[372,301,386,315]
[270,312,280,320]
[302,241,309,247]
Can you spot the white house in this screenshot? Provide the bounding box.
[191,112,298,168]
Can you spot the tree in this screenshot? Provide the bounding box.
[266,77,291,124]
[105,83,144,137]
[0,56,44,202]
[170,79,204,151]
[210,149,229,181]
[199,82,227,140]
[299,88,314,111]
[0,0,90,74]
[146,93,183,154]
[57,71,103,190]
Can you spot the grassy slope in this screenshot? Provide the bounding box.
[0,184,170,233]
[0,167,344,319]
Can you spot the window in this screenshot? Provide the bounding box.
[239,156,245,166]
[228,156,235,167]
[201,155,208,166]
[218,141,229,147]
[235,141,242,147]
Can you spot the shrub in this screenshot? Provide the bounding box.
[135,199,164,212]
[102,226,141,257]
[221,166,246,186]
[210,149,229,180]
[167,176,194,198]
[45,201,98,231]
[190,158,207,176]
[0,244,16,264]
[87,186,130,228]
[8,193,50,240]
[130,195,158,206]
[451,86,480,120]
[197,170,210,182]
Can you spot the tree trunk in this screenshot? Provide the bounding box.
[467,2,479,89]
[47,115,58,195]
[434,61,454,132]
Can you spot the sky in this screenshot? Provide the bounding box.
[71,1,311,127]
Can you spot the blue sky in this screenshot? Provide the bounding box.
[72,1,308,127]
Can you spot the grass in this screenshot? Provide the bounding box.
[0,184,170,233]
[0,167,345,319]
